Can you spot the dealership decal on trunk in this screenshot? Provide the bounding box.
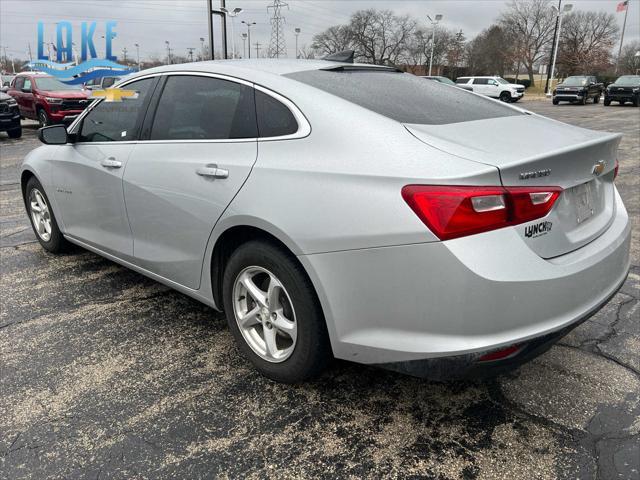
[524,221,552,238]
[519,168,551,180]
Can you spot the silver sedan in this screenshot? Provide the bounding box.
[22,59,630,383]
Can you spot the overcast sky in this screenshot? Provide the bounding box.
[0,0,638,62]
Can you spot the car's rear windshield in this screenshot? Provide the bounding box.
[285,70,522,125]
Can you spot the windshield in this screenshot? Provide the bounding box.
[613,75,640,86]
[562,76,588,86]
[286,70,522,125]
[495,77,509,84]
[437,77,456,86]
[34,77,82,91]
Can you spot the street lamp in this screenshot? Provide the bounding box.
[241,21,256,58]
[546,3,573,97]
[221,7,243,59]
[294,27,301,59]
[165,40,171,65]
[134,43,140,69]
[427,14,443,76]
[242,33,248,58]
[199,37,205,61]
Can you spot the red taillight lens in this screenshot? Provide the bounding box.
[402,185,562,240]
[477,345,521,362]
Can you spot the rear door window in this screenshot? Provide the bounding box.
[150,75,257,140]
[286,70,522,125]
[473,78,488,85]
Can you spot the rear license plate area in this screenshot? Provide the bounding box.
[570,181,595,224]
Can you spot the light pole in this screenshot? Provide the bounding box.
[221,7,243,59]
[242,33,248,58]
[165,40,171,65]
[294,27,301,58]
[200,37,205,60]
[134,43,140,69]
[241,21,256,58]
[427,14,443,76]
[546,3,572,97]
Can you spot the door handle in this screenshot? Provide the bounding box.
[196,164,228,179]
[100,158,122,168]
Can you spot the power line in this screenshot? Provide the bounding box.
[267,0,288,58]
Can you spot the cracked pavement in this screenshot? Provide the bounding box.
[1,101,639,479]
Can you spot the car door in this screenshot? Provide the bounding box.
[486,79,501,98]
[20,77,37,119]
[123,73,258,289]
[52,77,158,258]
[472,78,489,96]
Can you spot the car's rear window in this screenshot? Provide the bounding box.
[285,70,522,125]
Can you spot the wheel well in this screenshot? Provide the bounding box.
[210,226,297,311]
[20,170,35,202]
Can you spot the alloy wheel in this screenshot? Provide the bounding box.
[29,188,52,242]
[233,266,297,363]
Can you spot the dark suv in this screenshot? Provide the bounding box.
[0,91,21,138]
[8,74,92,127]
[604,75,640,107]
[552,75,603,105]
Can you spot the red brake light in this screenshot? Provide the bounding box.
[478,345,521,362]
[402,185,562,240]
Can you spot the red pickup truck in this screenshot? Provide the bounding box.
[8,73,92,127]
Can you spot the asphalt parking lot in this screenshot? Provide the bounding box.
[1,101,639,479]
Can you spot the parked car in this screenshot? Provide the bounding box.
[7,73,92,127]
[22,60,629,383]
[1,74,15,91]
[604,75,640,107]
[552,75,603,105]
[455,76,525,102]
[0,91,21,138]
[422,75,473,91]
[84,75,123,90]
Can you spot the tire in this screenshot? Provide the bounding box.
[499,91,511,102]
[633,97,639,107]
[552,98,559,105]
[580,95,587,105]
[222,240,331,383]
[25,176,71,253]
[604,99,611,106]
[37,108,50,128]
[7,126,22,138]
[593,95,600,104]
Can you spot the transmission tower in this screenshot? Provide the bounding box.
[267,0,288,58]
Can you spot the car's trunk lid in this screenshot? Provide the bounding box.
[405,114,621,258]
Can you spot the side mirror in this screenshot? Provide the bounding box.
[0,86,8,93]
[38,125,70,145]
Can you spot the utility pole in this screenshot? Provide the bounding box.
[254,42,261,58]
[122,47,128,64]
[427,14,443,76]
[242,21,256,58]
[546,3,573,96]
[267,0,288,58]
[615,0,630,74]
[544,0,562,94]
[187,47,195,62]
[294,27,300,58]
[242,33,248,58]
[199,37,205,60]
[165,40,171,64]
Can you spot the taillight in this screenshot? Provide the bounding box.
[402,185,562,240]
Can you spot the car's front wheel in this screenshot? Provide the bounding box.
[499,92,511,102]
[222,240,331,383]
[37,109,50,128]
[604,98,611,106]
[552,98,559,105]
[25,176,71,253]
[7,126,22,138]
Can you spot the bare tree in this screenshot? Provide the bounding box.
[556,11,619,76]
[466,25,515,76]
[499,0,556,86]
[404,26,456,69]
[616,40,640,74]
[312,25,353,55]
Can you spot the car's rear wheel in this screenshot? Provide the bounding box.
[499,92,511,102]
[25,176,71,253]
[222,240,331,383]
[7,126,22,138]
[37,109,50,128]
[593,95,600,104]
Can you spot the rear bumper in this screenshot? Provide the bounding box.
[300,189,630,368]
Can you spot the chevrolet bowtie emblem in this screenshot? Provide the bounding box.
[592,160,606,176]
[90,88,138,102]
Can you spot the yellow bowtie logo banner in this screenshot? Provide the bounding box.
[90,88,138,102]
